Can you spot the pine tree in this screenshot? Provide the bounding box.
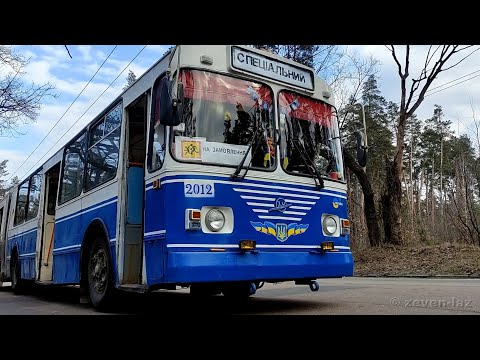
[361,75,394,189]
[252,45,317,68]
[0,160,8,198]
[123,70,137,90]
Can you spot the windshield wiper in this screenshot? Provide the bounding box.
[291,137,324,189]
[285,118,324,189]
[230,115,264,180]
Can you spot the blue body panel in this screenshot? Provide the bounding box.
[7,227,38,280]
[39,172,352,287]
[53,197,118,284]
[167,251,353,283]
[144,174,353,286]
[144,190,166,285]
[127,167,144,225]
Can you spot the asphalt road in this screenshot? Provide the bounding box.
[0,277,479,315]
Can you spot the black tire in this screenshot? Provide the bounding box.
[87,236,114,310]
[190,284,221,297]
[221,282,255,301]
[10,253,25,295]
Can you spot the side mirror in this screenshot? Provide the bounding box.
[355,130,367,167]
[176,82,184,116]
[159,79,184,126]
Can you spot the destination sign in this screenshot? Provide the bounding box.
[231,46,314,91]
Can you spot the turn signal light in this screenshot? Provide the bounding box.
[239,240,256,251]
[320,241,334,252]
[341,218,351,235]
[190,210,201,220]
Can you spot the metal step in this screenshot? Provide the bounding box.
[36,280,54,285]
[118,284,147,293]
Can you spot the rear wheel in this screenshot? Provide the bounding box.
[87,237,114,310]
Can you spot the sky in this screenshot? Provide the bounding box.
[1,44,480,183]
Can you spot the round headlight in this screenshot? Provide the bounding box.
[323,216,337,235]
[206,209,225,232]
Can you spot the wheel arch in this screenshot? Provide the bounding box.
[79,218,115,288]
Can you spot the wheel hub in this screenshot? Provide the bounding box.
[91,248,107,293]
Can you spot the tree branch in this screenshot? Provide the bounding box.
[405,45,479,118]
[441,46,479,72]
[388,45,404,78]
[0,45,57,136]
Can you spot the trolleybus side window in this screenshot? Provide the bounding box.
[26,172,42,221]
[148,76,167,172]
[85,103,122,190]
[59,132,86,204]
[14,180,29,225]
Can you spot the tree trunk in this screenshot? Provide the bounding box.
[463,156,467,224]
[403,171,413,241]
[382,157,403,245]
[381,95,409,245]
[425,169,429,216]
[410,139,414,220]
[431,157,435,234]
[346,169,358,245]
[343,150,381,246]
[403,171,410,212]
[440,137,444,239]
[417,170,422,215]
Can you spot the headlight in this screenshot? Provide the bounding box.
[205,209,225,232]
[323,216,337,235]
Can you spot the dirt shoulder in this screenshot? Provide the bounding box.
[352,243,480,277]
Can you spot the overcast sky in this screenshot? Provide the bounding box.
[2,45,480,182]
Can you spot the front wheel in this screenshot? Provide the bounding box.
[221,282,256,301]
[87,237,114,310]
[190,284,221,297]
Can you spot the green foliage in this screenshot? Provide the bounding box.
[0,159,8,198]
[417,105,458,183]
[252,45,317,67]
[341,75,394,193]
[123,70,137,91]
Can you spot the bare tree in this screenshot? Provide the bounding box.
[447,158,480,246]
[383,45,479,245]
[0,45,56,137]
